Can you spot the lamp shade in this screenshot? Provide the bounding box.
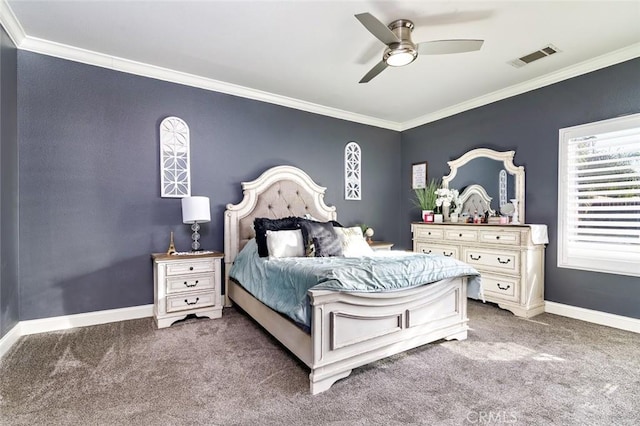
[181,196,211,224]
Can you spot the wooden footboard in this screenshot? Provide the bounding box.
[308,277,468,394]
[229,277,468,395]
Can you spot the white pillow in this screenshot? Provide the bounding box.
[335,227,374,257]
[266,229,305,258]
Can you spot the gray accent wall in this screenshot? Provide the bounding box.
[8,47,640,325]
[0,26,19,338]
[17,52,401,320]
[401,58,640,319]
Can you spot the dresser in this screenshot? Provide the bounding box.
[152,251,224,328]
[411,223,547,318]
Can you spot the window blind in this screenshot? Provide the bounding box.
[559,114,640,276]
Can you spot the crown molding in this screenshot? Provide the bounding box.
[1,0,637,133]
[0,0,25,46]
[400,43,640,131]
[17,34,401,131]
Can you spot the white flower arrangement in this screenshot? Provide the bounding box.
[435,188,462,214]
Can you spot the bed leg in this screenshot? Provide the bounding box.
[309,369,352,395]
[445,330,468,341]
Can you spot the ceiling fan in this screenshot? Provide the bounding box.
[355,12,484,83]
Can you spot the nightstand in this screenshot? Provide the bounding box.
[152,251,224,329]
[369,241,394,251]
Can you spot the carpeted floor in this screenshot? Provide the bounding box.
[1,301,639,425]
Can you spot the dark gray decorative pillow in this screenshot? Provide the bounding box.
[299,221,343,257]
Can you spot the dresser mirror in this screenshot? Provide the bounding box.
[442,148,525,223]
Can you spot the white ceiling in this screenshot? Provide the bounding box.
[3,1,640,130]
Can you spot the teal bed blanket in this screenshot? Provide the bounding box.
[229,239,482,328]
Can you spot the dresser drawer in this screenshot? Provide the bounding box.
[479,230,521,246]
[413,227,444,240]
[166,274,215,294]
[445,229,478,242]
[482,273,520,303]
[166,259,215,276]
[166,291,215,313]
[463,248,520,274]
[415,242,458,258]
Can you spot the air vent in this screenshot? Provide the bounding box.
[508,44,559,68]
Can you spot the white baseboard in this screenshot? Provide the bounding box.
[20,304,154,336]
[545,301,640,334]
[0,323,22,360]
[0,304,153,360]
[4,302,637,360]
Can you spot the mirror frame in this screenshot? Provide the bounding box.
[442,148,525,223]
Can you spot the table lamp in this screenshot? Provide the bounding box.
[181,196,211,251]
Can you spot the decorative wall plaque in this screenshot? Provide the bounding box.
[160,116,191,198]
[344,142,361,200]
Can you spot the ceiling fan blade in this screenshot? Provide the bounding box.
[359,61,388,84]
[418,39,484,55]
[355,13,399,45]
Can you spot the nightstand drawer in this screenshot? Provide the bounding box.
[482,274,519,303]
[166,274,215,294]
[414,227,444,240]
[166,259,215,276]
[463,248,520,274]
[479,230,521,246]
[415,242,458,258]
[166,291,215,313]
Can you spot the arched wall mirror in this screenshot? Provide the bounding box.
[442,148,525,223]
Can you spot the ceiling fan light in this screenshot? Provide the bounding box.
[384,49,417,67]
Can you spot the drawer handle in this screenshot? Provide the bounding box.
[443,252,453,257]
[458,233,463,237]
[496,283,511,291]
[184,297,200,306]
[497,257,511,264]
[495,236,500,240]
[189,267,194,271]
[469,254,481,261]
[428,232,431,235]
[423,249,432,254]
[183,280,199,288]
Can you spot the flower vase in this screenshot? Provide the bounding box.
[442,204,450,222]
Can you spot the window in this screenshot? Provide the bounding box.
[558,113,640,277]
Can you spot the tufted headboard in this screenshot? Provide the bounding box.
[224,166,337,303]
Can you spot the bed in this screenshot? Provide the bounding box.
[224,165,477,394]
